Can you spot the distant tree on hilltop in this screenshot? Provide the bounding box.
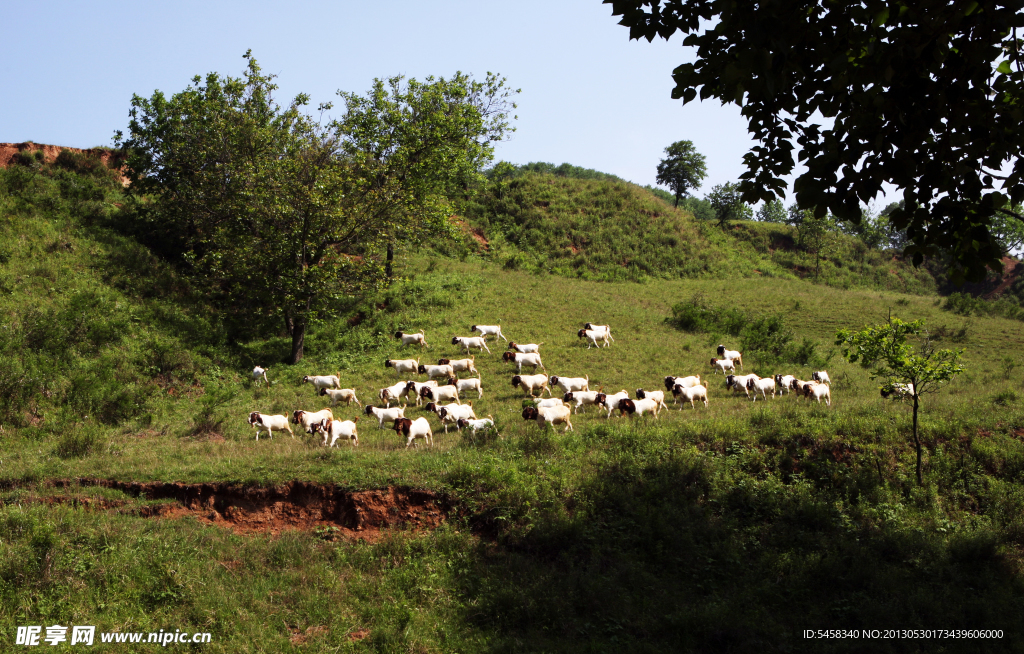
[656,140,707,207]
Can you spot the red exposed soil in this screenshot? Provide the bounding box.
[0,142,119,169]
[0,142,128,184]
[289,625,329,645]
[469,227,489,250]
[958,256,1023,300]
[984,257,1021,299]
[31,479,452,540]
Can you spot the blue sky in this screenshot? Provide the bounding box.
[3,0,782,200]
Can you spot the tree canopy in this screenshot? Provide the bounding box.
[655,140,707,207]
[606,0,1024,283]
[117,52,517,363]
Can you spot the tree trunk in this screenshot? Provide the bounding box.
[386,242,394,279]
[912,394,923,485]
[674,193,680,208]
[288,319,306,365]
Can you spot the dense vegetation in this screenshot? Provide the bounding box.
[3,156,1024,651]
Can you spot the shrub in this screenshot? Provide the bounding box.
[668,292,746,335]
[993,390,1018,406]
[53,425,102,458]
[944,291,1024,322]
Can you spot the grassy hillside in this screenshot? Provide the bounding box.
[3,159,1024,651]
[459,171,937,295]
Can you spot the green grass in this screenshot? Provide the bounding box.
[3,161,1024,651]
[459,171,937,294]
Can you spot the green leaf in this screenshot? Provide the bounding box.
[997,60,1013,75]
[873,8,889,27]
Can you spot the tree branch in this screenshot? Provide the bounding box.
[996,206,1024,223]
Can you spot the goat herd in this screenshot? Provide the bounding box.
[245,323,837,449]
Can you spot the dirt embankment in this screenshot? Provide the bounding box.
[21,479,452,540]
[0,141,129,185]
[957,256,1023,300]
[0,141,121,169]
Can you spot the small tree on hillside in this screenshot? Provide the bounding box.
[756,198,786,223]
[707,182,752,227]
[836,314,965,486]
[656,140,707,207]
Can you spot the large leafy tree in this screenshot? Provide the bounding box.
[338,72,518,277]
[606,0,1024,283]
[655,139,707,207]
[836,315,965,485]
[117,53,517,363]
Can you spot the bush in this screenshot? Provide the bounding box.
[669,294,831,368]
[944,291,1024,322]
[53,425,102,458]
[668,292,746,335]
[993,390,1018,406]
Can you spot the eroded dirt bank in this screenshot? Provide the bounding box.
[12,479,453,539]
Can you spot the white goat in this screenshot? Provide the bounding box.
[502,351,545,372]
[725,374,760,398]
[511,374,551,397]
[550,375,590,395]
[774,375,796,395]
[616,398,661,419]
[312,417,359,447]
[583,323,614,342]
[716,345,743,369]
[364,404,407,429]
[402,380,437,406]
[635,388,668,412]
[471,324,508,342]
[393,417,433,448]
[418,363,455,381]
[385,358,419,378]
[507,342,543,354]
[710,358,736,375]
[790,379,816,400]
[595,390,631,418]
[747,376,777,402]
[577,328,611,349]
[673,384,709,410]
[302,374,341,394]
[806,383,832,406]
[248,412,293,440]
[521,404,574,431]
[420,384,460,404]
[437,403,477,433]
[379,381,411,407]
[394,330,428,348]
[664,375,700,391]
[319,387,361,408]
[812,371,832,385]
[452,335,491,354]
[252,366,270,388]
[457,415,498,436]
[881,383,915,400]
[292,408,335,435]
[449,376,483,399]
[563,390,603,414]
[438,357,479,377]
[532,397,567,409]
